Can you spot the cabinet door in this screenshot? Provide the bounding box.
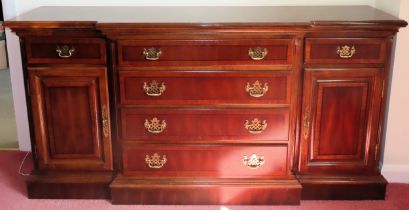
[299,69,382,175]
[28,67,112,171]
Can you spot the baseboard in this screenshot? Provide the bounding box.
[381,164,409,183]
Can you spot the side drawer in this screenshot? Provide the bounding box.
[305,38,387,64]
[119,71,291,105]
[118,39,293,66]
[25,37,106,64]
[120,108,289,142]
[122,144,288,178]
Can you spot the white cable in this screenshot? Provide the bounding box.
[18,151,31,176]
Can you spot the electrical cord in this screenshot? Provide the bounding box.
[18,151,31,176]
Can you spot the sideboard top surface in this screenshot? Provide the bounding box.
[4,6,407,29]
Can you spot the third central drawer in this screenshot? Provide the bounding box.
[120,108,289,142]
[119,71,291,105]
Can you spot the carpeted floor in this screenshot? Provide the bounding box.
[1,151,408,210]
[0,69,18,149]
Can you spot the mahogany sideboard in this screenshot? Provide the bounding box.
[5,6,407,205]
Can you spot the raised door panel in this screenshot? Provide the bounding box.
[299,69,382,175]
[28,68,112,171]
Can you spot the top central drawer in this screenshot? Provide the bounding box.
[117,39,294,66]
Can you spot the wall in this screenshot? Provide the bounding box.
[375,0,409,183]
[4,0,409,182]
[2,0,30,151]
[375,0,401,15]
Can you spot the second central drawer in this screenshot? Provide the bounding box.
[120,108,289,142]
[119,71,291,105]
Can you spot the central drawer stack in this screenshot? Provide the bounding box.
[111,38,301,204]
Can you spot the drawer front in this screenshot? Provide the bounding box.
[118,39,293,66]
[122,144,288,177]
[119,71,291,105]
[26,38,106,64]
[305,38,386,64]
[120,108,289,142]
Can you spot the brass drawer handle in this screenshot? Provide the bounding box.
[145,153,167,169]
[143,47,162,61]
[245,81,268,98]
[143,80,166,96]
[56,45,75,58]
[303,106,311,139]
[243,154,265,169]
[336,45,356,58]
[144,117,166,134]
[248,47,268,60]
[101,105,110,138]
[244,118,267,134]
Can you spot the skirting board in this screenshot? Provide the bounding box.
[381,164,409,183]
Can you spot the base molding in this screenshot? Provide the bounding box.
[26,171,114,199]
[24,173,389,202]
[110,176,302,205]
[297,174,388,200]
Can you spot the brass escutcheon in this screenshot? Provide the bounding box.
[245,81,269,98]
[143,47,162,61]
[243,154,265,169]
[101,105,109,138]
[248,47,268,60]
[303,106,311,139]
[336,45,356,58]
[143,80,166,96]
[56,45,75,58]
[145,153,167,169]
[244,118,267,134]
[144,117,166,134]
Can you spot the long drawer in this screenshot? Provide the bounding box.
[120,108,289,142]
[122,144,288,178]
[118,39,294,66]
[119,71,291,105]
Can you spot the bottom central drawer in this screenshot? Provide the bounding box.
[122,144,288,178]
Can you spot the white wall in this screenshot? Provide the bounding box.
[375,0,401,15]
[375,0,409,183]
[4,0,409,183]
[2,0,30,151]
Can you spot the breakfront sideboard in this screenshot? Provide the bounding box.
[5,6,407,205]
